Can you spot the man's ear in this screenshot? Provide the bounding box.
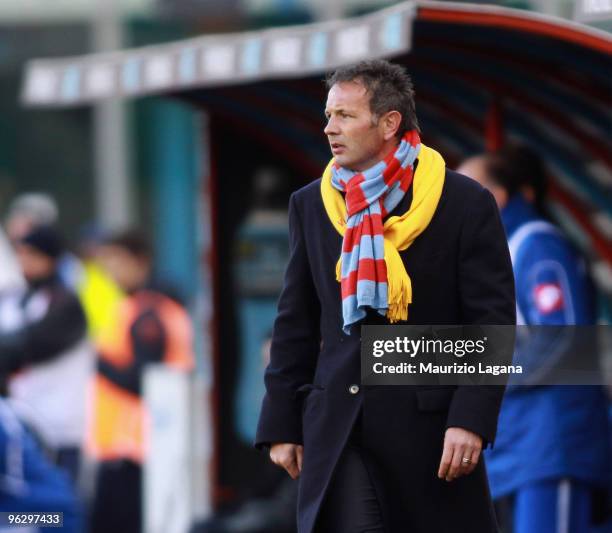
[493,186,509,210]
[382,111,402,141]
[520,185,535,204]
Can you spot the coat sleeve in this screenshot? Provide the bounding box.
[0,289,87,373]
[97,309,166,394]
[446,187,516,446]
[255,192,321,450]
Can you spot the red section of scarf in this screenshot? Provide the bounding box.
[342,213,384,252]
[340,259,388,299]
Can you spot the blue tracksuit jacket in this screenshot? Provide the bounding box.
[485,195,610,498]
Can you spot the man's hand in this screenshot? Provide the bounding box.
[270,443,304,479]
[437,427,482,482]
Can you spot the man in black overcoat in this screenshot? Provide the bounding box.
[255,60,516,533]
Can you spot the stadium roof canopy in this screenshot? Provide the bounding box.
[21,0,612,290]
[21,0,612,106]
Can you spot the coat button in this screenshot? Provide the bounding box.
[349,384,360,395]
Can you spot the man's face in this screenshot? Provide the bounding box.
[97,244,149,292]
[457,156,508,209]
[15,243,55,282]
[324,81,389,172]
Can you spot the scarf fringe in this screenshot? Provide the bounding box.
[384,239,411,323]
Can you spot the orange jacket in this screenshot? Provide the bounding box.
[87,291,194,463]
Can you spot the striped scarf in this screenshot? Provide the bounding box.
[330,130,420,333]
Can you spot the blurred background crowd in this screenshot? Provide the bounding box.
[0,0,610,532]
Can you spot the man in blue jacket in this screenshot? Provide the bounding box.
[459,146,610,533]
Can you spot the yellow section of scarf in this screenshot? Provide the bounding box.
[321,144,446,322]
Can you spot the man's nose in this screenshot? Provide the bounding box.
[324,116,339,136]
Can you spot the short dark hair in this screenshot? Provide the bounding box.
[488,144,549,216]
[104,229,152,261]
[326,59,420,137]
